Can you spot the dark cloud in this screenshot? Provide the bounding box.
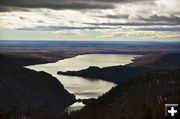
[137,27,180,32]
[0,2,114,10]
[0,0,113,10]
[101,14,129,19]
[88,22,180,26]
[47,26,114,30]
[88,15,180,27]
[0,5,30,12]
[139,15,180,24]
[0,6,12,12]
[16,26,116,30]
[0,0,151,11]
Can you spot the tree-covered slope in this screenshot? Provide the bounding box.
[0,55,76,112]
[68,68,180,119]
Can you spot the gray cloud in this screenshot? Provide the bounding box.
[100,14,129,19]
[0,6,12,12]
[0,1,114,10]
[139,15,180,24]
[88,15,180,27]
[137,27,180,32]
[0,0,152,10]
[0,5,30,12]
[88,22,180,26]
[1,0,179,34]
[16,26,116,30]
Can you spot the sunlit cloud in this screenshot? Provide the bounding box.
[0,0,179,41]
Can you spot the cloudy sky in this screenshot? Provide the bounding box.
[0,0,180,41]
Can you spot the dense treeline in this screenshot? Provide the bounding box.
[0,54,76,118]
[1,53,180,119]
[2,68,180,119]
[66,68,180,119]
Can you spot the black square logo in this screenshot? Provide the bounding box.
[165,104,180,119]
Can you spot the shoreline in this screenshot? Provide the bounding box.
[23,51,149,66]
[1,49,159,66]
[27,54,139,112]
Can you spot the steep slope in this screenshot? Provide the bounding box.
[128,53,180,68]
[150,53,180,68]
[0,55,76,112]
[67,69,180,119]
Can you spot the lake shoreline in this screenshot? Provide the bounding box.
[26,54,142,112]
[3,51,152,66]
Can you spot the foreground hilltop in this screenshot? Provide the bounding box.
[0,55,76,112]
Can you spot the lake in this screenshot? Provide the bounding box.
[26,54,140,111]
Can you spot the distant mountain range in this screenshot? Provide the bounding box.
[0,55,76,112]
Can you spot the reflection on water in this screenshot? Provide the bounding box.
[26,54,140,111]
[66,102,85,112]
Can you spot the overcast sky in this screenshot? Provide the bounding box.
[0,0,180,41]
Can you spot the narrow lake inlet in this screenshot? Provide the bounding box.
[26,54,140,111]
